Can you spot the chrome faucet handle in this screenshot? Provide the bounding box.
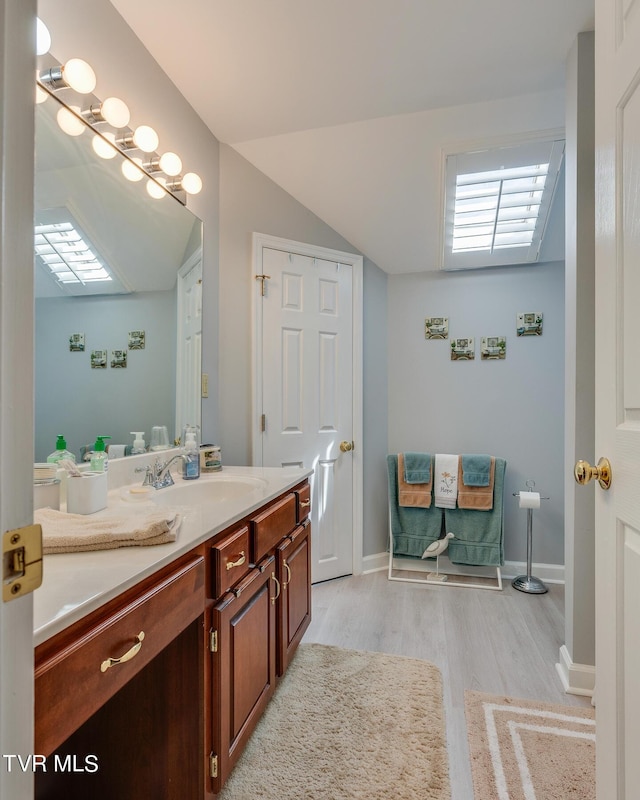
[134,464,154,487]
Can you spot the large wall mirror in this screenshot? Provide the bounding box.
[34,87,203,463]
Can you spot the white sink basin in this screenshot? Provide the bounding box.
[151,474,268,506]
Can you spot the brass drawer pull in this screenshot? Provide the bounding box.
[270,572,281,605]
[101,631,145,673]
[283,560,292,588]
[226,551,246,570]
[299,500,311,508]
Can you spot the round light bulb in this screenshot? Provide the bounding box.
[56,105,85,137]
[36,18,51,56]
[100,97,130,129]
[63,58,96,94]
[146,178,166,200]
[133,125,159,153]
[182,172,202,195]
[158,151,182,176]
[121,157,144,182]
[35,83,48,104]
[92,132,117,160]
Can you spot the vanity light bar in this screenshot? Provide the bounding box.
[35,19,202,204]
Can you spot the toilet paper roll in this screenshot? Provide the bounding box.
[519,490,540,509]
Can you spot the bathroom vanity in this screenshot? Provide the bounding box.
[33,466,312,798]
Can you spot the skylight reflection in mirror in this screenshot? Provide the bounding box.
[35,221,113,284]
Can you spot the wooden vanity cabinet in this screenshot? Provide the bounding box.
[209,556,277,793]
[276,520,311,675]
[207,480,311,796]
[34,551,206,800]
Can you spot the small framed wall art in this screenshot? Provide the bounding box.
[517,312,543,336]
[128,330,145,350]
[90,349,107,369]
[111,349,127,368]
[69,333,85,352]
[481,336,506,360]
[425,317,449,339]
[450,337,475,361]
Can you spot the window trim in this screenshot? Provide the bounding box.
[439,130,565,271]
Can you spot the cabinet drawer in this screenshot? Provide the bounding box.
[211,525,250,598]
[250,493,297,562]
[295,483,311,523]
[35,554,205,756]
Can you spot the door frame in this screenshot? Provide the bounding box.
[175,247,203,439]
[251,232,364,576]
[1,1,37,797]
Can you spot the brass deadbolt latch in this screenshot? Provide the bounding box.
[2,524,43,602]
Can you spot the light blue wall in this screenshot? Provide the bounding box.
[387,259,565,565]
[35,291,176,462]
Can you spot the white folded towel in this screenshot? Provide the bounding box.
[434,454,459,508]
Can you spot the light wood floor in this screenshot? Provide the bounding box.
[302,570,592,800]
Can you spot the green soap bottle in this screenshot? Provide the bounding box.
[90,436,111,473]
[47,435,76,464]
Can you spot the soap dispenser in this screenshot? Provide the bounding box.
[90,436,111,473]
[182,424,200,480]
[130,431,146,455]
[47,435,76,464]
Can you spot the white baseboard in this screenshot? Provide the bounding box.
[556,644,595,697]
[362,552,389,573]
[362,552,565,584]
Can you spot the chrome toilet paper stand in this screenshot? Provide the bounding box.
[512,479,550,594]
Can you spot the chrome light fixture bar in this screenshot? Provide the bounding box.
[35,19,202,205]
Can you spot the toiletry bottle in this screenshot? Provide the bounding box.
[90,436,111,472]
[182,425,200,480]
[46,435,76,464]
[131,431,146,455]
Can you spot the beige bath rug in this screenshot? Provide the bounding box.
[464,690,595,799]
[218,643,450,800]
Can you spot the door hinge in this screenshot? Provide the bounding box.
[3,524,43,602]
[210,753,218,778]
[209,629,218,653]
[261,413,266,432]
[255,274,271,296]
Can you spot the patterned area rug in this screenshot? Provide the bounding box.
[218,643,450,799]
[464,691,595,799]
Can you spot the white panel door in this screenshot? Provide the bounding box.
[594,0,640,795]
[176,251,202,440]
[259,245,355,583]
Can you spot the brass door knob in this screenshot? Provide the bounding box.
[574,457,612,490]
[340,441,354,453]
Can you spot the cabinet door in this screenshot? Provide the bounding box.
[276,522,312,676]
[211,556,277,792]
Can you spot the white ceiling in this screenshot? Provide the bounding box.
[109,0,594,274]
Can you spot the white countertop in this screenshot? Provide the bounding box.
[33,465,312,646]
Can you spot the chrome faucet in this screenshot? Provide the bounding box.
[136,454,187,490]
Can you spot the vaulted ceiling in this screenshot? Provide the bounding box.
[109,0,595,274]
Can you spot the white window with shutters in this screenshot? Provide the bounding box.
[441,134,565,270]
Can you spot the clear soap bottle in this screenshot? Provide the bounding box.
[182,424,200,480]
[90,436,111,472]
[47,435,76,464]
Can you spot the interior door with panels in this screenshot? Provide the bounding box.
[259,245,354,583]
[594,0,640,794]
